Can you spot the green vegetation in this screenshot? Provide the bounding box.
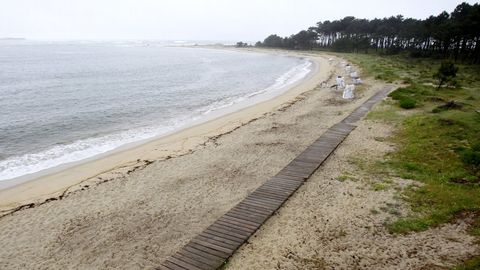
[372,182,389,191]
[453,257,480,270]
[256,2,480,63]
[338,52,480,266]
[337,172,357,182]
[235,41,248,48]
[399,97,417,109]
[434,61,459,89]
[252,1,480,265]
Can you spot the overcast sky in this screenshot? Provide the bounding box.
[0,0,476,41]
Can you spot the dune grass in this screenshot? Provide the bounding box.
[336,52,480,266]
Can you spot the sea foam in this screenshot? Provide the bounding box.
[0,47,312,182]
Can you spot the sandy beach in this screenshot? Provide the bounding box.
[0,50,476,269]
[0,49,327,215]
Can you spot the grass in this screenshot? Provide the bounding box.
[383,85,480,235]
[334,52,480,265]
[453,257,480,270]
[372,182,389,191]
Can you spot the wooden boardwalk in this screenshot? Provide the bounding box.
[159,86,393,270]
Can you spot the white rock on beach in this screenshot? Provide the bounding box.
[343,84,355,99]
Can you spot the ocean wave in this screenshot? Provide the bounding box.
[0,59,312,181]
[0,122,183,181]
[199,60,312,115]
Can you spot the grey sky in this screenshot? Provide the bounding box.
[0,0,476,41]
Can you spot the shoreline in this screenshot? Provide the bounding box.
[0,49,332,215]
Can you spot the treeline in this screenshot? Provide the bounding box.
[255,2,480,63]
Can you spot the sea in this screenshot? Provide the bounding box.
[0,40,312,183]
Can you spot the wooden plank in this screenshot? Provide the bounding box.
[162,260,187,270]
[179,247,225,267]
[209,223,255,239]
[254,188,294,199]
[269,176,305,184]
[294,156,323,164]
[197,233,243,249]
[229,206,270,220]
[226,209,267,224]
[220,213,261,226]
[224,212,267,226]
[236,200,276,212]
[240,198,278,210]
[242,196,281,208]
[195,235,240,250]
[203,227,245,243]
[202,229,245,244]
[247,193,283,203]
[288,159,317,166]
[279,167,311,175]
[284,163,313,170]
[243,195,281,205]
[250,190,288,201]
[190,238,235,254]
[185,242,230,259]
[214,219,256,234]
[297,153,331,162]
[271,174,305,182]
[257,182,296,191]
[265,178,302,187]
[237,200,277,212]
[256,185,294,195]
[159,85,393,269]
[276,171,310,179]
[277,170,310,179]
[181,248,223,266]
[236,200,276,213]
[258,188,295,197]
[207,224,251,239]
[172,253,212,270]
[166,256,204,270]
[268,178,304,187]
[259,181,299,190]
[257,185,296,194]
[219,215,261,228]
[233,204,273,216]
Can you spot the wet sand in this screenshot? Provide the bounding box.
[1,50,475,269]
[0,50,329,216]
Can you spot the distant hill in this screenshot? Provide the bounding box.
[0,37,26,40]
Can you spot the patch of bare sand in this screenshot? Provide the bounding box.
[226,118,479,270]
[0,56,385,270]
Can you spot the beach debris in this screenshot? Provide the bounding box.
[345,65,352,73]
[335,75,346,89]
[438,100,463,110]
[353,77,363,85]
[343,84,355,99]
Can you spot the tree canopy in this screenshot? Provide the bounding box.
[256,2,480,63]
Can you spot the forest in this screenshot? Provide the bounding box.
[255,2,480,63]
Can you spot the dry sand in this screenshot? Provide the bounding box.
[226,118,478,270]
[0,50,477,269]
[0,49,329,215]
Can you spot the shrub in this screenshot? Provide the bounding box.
[389,90,403,100]
[460,144,480,175]
[399,98,416,109]
[434,61,459,89]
